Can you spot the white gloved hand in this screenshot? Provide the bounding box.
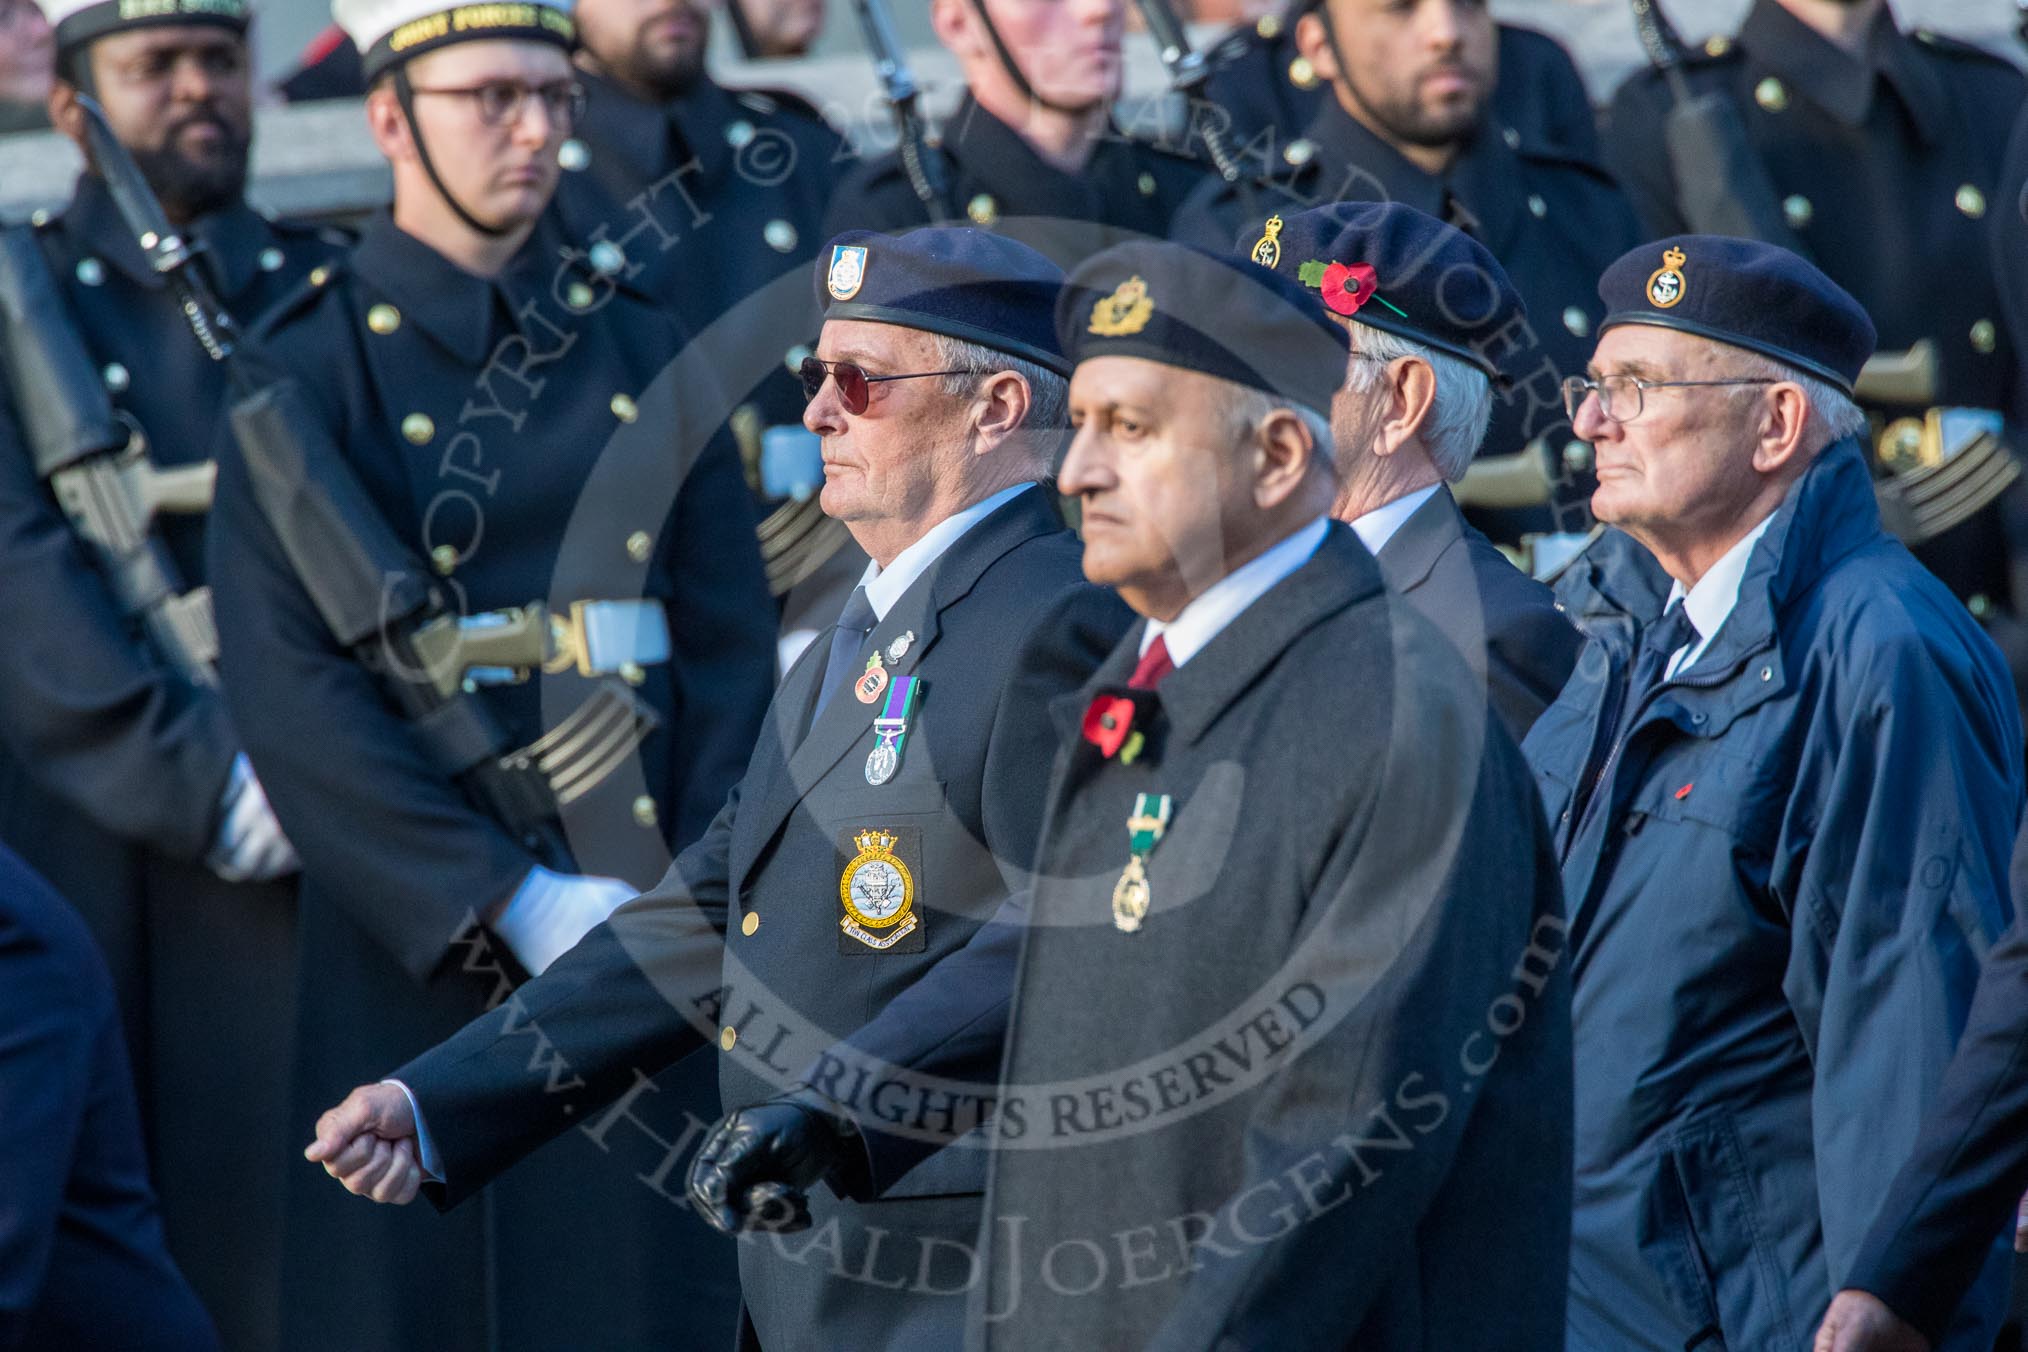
[493,866,637,976]
[206,755,301,883]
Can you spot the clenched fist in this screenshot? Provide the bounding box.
[304,1082,424,1205]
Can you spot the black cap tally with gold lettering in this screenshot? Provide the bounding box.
[36,0,249,59]
[335,0,575,83]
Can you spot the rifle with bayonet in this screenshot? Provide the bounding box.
[850,0,955,222]
[69,93,653,866]
[1132,0,1247,186]
[1628,0,1805,248]
[0,227,221,687]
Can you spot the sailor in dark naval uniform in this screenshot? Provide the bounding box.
[203,0,774,1345]
[1173,0,1642,540]
[1604,0,2028,706]
[0,1,343,1346]
[1202,9,1600,167]
[820,0,1210,266]
[558,0,843,433]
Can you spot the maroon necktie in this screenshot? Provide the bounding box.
[1129,634,1175,690]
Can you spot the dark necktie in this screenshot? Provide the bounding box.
[809,585,878,727]
[1130,634,1175,691]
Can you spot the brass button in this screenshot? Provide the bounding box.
[1502,126,1521,150]
[726,120,756,149]
[588,240,625,275]
[1782,194,1813,229]
[618,661,647,686]
[258,246,285,272]
[74,258,104,286]
[102,362,129,392]
[1562,307,1589,338]
[719,1026,738,1051]
[1562,440,1592,474]
[610,393,638,422]
[632,795,658,828]
[1254,12,1279,39]
[1957,184,1988,219]
[566,281,595,310]
[967,193,999,226]
[558,138,590,171]
[1288,56,1318,91]
[430,543,459,575]
[1137,172,1157,198]
[741,912,760,936]
[29,209,48,228]
[1283,138,1316,168]
[1704,34,1732,57]
[1527,194,1547,218]
[784,343,812,371]
[1972,319,1998,354]
[763,219,797,253]
[626,529,653,562]
[1970,593,1995,620]
[367,303,401,335]
[309,265,331,287]
[402,412,435,444]
[1755,77,1788,113]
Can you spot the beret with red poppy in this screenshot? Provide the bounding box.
[1235,201,1525,383]
[1056,238,1349,418]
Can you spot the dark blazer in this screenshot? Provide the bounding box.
[0,844,217,1352]
[393,487,1133,1352]
[208,206,776,1352]
[830,524,1572,1351]
[1374,485,1581,740]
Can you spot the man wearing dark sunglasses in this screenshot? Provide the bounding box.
[201,0,778,1347]
[0,2,348,1347]
[300,226,1133,1351]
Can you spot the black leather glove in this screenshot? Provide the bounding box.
[686,1087,861,1234]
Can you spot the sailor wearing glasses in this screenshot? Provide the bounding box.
[203,0,778,1344]
[295,226,1131,1352]
[1527,234,2025,1352]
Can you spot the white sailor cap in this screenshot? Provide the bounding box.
[334,0,576,83]
[35,0,250,57]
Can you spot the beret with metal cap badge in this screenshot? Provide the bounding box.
[1598,235,1877,394]
[1240,201,1525,383]
[1056,238,1349,417]
[816,227,1070,375]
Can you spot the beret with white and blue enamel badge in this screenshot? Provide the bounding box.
[817,227,1069,375]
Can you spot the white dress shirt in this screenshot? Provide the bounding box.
[1348,483,1440,558]
[1140,516,1332,666]
[1663,512,1777,680]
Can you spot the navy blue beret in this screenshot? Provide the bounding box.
[816,227,1069,375]
[1235,201,1524,383]
[1598,235,1877,393]
[1055,239,1350,416]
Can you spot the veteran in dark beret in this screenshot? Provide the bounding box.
[0,0,345,1344]
[299,226,1134,1352]
[1526,235,2024,1352]
[1251,201,1579,739]
[1170,0,1643,541]
[691,237,1572,1351]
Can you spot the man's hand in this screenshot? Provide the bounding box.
[1814,1291,1931,1352]
[304,1082,423,1205]
[686,1089,858,1234]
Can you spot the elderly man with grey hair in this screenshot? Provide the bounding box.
[1254,203,1581,738]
